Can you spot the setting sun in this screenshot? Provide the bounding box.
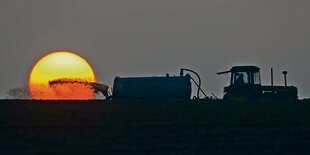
[29,51,96,100]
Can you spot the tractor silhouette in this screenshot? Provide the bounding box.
[217,66,298,101]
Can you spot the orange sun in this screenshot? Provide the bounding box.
[29,51,96,100]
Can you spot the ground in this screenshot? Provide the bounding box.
[0,100,310,154]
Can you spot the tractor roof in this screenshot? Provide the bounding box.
[231,66,260,72]
[217,66,260,75]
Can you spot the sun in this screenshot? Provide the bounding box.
[29,51,96,100]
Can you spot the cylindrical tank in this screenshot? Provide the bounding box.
[112,74,191,100]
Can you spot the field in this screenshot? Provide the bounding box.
[0,99,310,154]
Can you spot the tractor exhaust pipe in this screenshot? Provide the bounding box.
[282,71,288,87]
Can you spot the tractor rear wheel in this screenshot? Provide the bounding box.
[224,90,253,102]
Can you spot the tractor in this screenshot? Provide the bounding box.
[217,66,298,101]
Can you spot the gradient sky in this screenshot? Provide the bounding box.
[0,0,309,99]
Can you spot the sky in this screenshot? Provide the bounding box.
[0,0,309,99]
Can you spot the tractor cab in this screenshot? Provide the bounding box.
[217,66,263,101]
[230,66,261,86]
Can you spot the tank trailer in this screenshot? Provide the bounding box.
[110,68,209,101]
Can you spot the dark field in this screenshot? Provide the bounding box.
[1,100,310,155]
